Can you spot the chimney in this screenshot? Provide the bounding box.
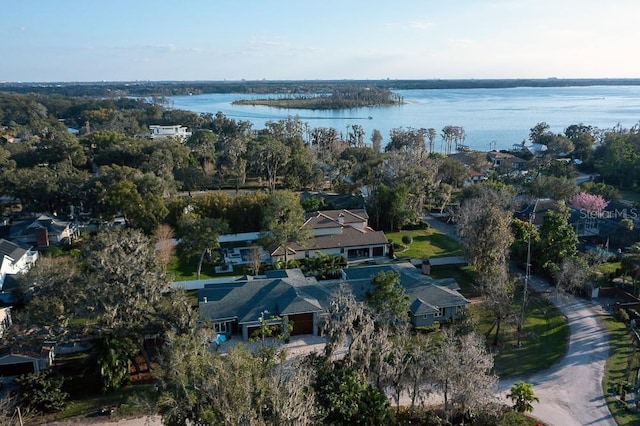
[203,296,208,303]
[421,258,431,275]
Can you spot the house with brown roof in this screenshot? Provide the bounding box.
[269,209,388,264]
[487,150,528,172]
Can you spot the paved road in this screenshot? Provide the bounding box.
[498,274,615,426]
[56,285,615,426]
[423,214,615,425]
[45,415,163,425]
[57,216,617,425]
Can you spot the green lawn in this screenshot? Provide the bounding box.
[386,228,462,259]
[470,291,569,378]
[599,261,621,275]
[602,314,640,425]
[429,264,480,298]
[167,256,246,281]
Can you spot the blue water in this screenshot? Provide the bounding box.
[169,86,640,152]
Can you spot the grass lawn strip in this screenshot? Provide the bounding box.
[601,314,640,425]
[386,228,462,259]
[469,291,570,378]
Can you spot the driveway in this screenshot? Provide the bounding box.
[424,213,459,241]
[58,215,617,425]
[56,286,615,426]
[498,274,615,426]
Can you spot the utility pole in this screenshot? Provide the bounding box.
[518,198,538,347]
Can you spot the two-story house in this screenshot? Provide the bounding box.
[0,238,38,290]
[149,125,192,141]
[7,214,79,249]
[269,209,388,263]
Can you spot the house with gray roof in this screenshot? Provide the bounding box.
[199,269,327,340]
[0,238,38,290]
[340,262,470,327]
[197,262,469,341]
[270,209,388,264]
[7,214,79,248]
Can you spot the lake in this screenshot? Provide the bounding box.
[169,85,640,152]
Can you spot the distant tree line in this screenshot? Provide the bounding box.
[2,78,640,97]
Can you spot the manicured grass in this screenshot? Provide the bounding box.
[602,314,640,425]
[386,228,462,259]
[599,261,621,275]
[429,264,480,298]
[166,256,246,281]
[470,291,569,378]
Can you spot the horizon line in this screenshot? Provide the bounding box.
[3,77,640,85]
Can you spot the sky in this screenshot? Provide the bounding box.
[2,0,640,82]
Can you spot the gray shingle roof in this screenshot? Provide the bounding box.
[271,226,387,256]
[197,262,469,324]
[410,298,439,315]
[309,226,387,250]
[0,239,27,261]
[199,274,324,324]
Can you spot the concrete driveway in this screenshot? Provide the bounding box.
[499,274,615,426]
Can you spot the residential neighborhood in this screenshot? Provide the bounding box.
[0,79,639,426]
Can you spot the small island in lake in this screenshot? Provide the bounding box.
[232,86,404,110]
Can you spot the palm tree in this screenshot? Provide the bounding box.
[507,381,539,413]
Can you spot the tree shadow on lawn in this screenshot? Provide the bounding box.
[476,292,569,378]
[413,233,462,257]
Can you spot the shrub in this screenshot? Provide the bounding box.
[401,234,413,245]
[16,369,69,413]
[617,308,630,323]
[391,243,406,255]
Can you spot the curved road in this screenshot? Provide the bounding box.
[425,214,615,425]
[498,275,615,426]
[58,217,617,426]
[56,281,615,426]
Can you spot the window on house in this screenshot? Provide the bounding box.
[214,322,228,333]
[435,308,445,318]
